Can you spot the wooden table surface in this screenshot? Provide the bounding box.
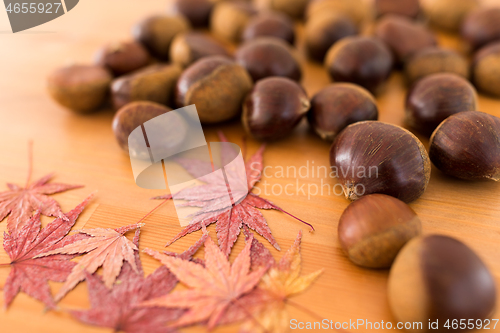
[1,1,500,332]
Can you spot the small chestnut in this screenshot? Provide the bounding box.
[461,7,500,51]
[375,15,437,64]
[429,111,500,181]
[169,32,230,68]
[242,77,310,141]
[235,37,302,82]
[47,64,112,113]
[305,12,358,62]
[471,41,500,98]
[210,1,256,43]
[94,41,151,76]
[170,0,214,27]
[242,12,295,45]
[307,83,378,141]
[111,64,182,110]
[324,36,393,94]
[306,0,371,28]
[330,121,431,203]
[423,0,479,32]
[176,56,253,123]
[404,47,469,85]
[133,15,190,60]
[405,73,478,137]
[255,0,309,20]
[389,235,496,331]
[338,194,422,268]
[375,0,420,19]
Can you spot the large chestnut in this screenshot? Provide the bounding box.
[430,111,500,181]
[306,0,370,28]
[210,1,256,43]
[255,0,309,20]
[307,83,378,141]
[375,0,420,19]
[423,0,479,32]
[461,7,500,51]
[169,32,229,68]
[176,56,253,124]
[235,37,302,82]
[242,77,310,141]
[375,15,437,64]
[338,194,422,269]
[94,41,151,76]
[330,121,431,203]
[389,235,496,331]
[405,73,478,137]
[242,12,295,45]
[170,0,213,27]
[472,41,500,98]
[325,36,393,94]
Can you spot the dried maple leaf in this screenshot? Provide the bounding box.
[35,222,145,301]
[1,195,92,309]
[154,132,313,256]
[71,229,208,333]
[139,233,267,330]
[0,143,82,234]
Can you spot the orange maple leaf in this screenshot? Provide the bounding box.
[140,234,267,330]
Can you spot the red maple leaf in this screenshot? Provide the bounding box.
[0,195,93,309]
[154,132,313,256]
[70,231,208,333]
[0,143,82,234]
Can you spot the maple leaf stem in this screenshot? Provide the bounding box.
[136,198,170,224]
[286,299,325,323]
[262,199,315,232]
[232,298,269,333]
[0,263,11,267]
[25,140,33,187]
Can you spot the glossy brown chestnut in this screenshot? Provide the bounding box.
[324,36,393,94]
[169,32,229,68]
[375,0,420,19]
[176,56,253,123]
[405,73,478,137]
[330,121,431,203]
[375,15,437,64]
[429,111,500,181]
[242,12,295,45]
[423,0,479,32]
[404,47,469,85]
[472,41,500,98]
[111,64,182,110]
[210,1,256,42]
[338,194,422,268]
[242,77,310,141]
[389,235,497,331]
[133,15,190,60]
[94,41,151,76]
[47,64,112,113]
[235,37,302,82]
[306,0,370,27]
[307,83,378,141]
[170,0,213,27]
[461,7,500,51]
[255,0,309,19]
[305,12,357,62]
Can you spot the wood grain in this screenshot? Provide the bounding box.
[0,1,500,332]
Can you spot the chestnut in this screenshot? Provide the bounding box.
[94,41,151,76]
[405,73,478,137]
[255,0,309,20]
[242,12,295,45]
[375,0,420,19]
[429,111,500,181]
[242,77,310,141]
[461,7,500,51]
[306,0,371,28]
[324,36,393,94]
[170,0,213,27]
[404,47,469,85]
[388,235,496,331]
[423,0,479,32]
[176,56,253,123]
[169,32,230,68]
[330,121,431,203]
[375,15,437,64]
[47,64,112,113]
[210,1,256,43]
[132,15,190,60]
[235,37,302,82]
[338,194,422,268]
[111,64,182,110]
[307,83,378,141]
[471,41,500,98]
[305,12,358,62]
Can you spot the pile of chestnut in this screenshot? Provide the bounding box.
[47,0,500,329]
